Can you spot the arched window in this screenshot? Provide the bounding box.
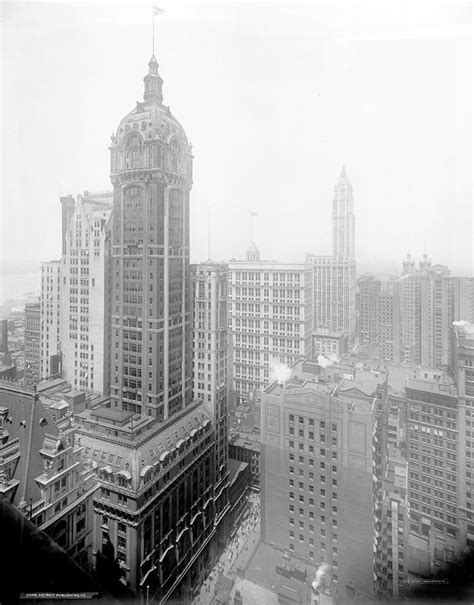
[125,134,142,169]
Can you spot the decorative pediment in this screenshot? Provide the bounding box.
[284,389,328,408]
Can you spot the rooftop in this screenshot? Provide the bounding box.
[407,378,457,397]
[244,542,317,605]
[76,401,213,491]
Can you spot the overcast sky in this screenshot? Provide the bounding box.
[1,0,472,275]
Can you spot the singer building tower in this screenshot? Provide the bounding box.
[107,56,193,420]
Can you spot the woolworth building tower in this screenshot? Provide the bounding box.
[107,56,194,421]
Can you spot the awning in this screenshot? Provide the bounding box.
[159,450,169,462]
[140,465,154,478]
[139,566,157,587]
[202,419,211,428]
[116,470,132,480]
[175,439,185,449]
[191,511,202,524]
[176,527,189,542]
[101,465,113,474]
[159,544,175,562]
[189,428,198,437]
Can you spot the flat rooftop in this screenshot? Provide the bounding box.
[407,378,457,397]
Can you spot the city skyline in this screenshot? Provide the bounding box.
[1,4,474,602]
[1,0,472,277]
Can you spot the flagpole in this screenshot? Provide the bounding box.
[152,6,155,55]
[250,211,253,244]
[208,206,211,261]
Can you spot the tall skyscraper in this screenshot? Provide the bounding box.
[357,274,381,343]
[405,375,464,575]
[71,53,221,603]
[60,191,113,393]
[393,258,472,369]
[40,261,61,378]
[307,167,356,341]
[192,262,230,530]
[228,245,312,405]
[260,360,375,601]
[332,165,355,260]
[453,322,474,552]
[107,55,193,420]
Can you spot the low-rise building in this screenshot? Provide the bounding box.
[228,431,260,487]
[0,379,98,572]
[74,400,218,603]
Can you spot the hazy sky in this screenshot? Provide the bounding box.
[1,0,473,275]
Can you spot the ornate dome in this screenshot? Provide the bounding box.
[110,56,191,153]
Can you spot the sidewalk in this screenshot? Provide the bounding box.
[192,494,260,605]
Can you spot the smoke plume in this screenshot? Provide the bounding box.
[312,563,330,591]
[270,360,292,384]
[317,354,340,369]
[453,320,474,335]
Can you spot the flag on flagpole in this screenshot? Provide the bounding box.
[153,6,165,16]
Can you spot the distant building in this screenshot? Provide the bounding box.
[312,330,348,360]
[0,318,8,353]
[357,274,381,344]
[228,246,312,405]
[0,379,98,572]
[40,260,61,379]
[332,165,355,261]
[25,299,41,384]
[307,168,356,342]
[356,275,397,360]
[228,431,260,487]
[394,260,471,369]
[260,362,375,601]
[60,191,113,394]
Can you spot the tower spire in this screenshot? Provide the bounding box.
[339,164,347,183]
[144,55,163,105]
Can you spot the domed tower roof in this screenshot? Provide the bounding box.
[110,56,191,154]
[246,242,261,262]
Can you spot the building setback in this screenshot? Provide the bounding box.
[75,402,216,601]
[66,52,224,603]
[228,246,312,405]
[60,191,113,394]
